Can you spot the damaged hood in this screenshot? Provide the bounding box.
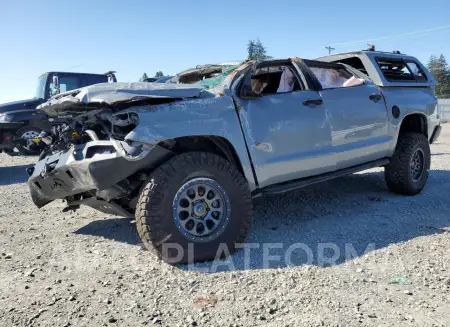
[37,82,207,116]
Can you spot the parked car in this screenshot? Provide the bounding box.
[27,51,441,263]
[0,71,116,155]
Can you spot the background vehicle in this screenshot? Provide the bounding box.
[27,51,440,263]
[143,76,174,83]
[0,71,116,155]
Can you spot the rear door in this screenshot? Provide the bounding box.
[304,61,391,169]
[234,60,335,188]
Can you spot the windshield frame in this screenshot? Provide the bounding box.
[35,74,48,99]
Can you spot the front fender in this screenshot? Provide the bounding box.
[124,96,257,191]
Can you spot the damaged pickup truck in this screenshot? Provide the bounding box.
[27,51,441,263]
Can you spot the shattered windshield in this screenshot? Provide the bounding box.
[194,64,239,89]
[35,74,47,99]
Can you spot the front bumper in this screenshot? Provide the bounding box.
[27,140,172,209]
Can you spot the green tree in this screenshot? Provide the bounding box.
[139,72,148,82]
[247,38,271,61]
[428,54,450,98]
[154,71,164,78]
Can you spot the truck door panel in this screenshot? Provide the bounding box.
[236,63,334,188]
[320,83,391,169]
[303,61,391,170]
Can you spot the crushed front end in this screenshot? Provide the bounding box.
[27,139,172,216]
[27,82,206,216]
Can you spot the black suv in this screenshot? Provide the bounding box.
[0,71,115,155]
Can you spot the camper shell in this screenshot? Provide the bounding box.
[316,50,438,87]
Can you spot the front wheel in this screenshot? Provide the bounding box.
[384,132,431,195]
[135,152,253,264]
[15,126,42,155]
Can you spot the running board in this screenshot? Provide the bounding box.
[256,158,390,196]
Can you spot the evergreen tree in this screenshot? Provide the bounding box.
[154,71,164,78]
[247,38,271,61]
[247,40,256,60]
[428,54,450,98]
[140,72,149,82]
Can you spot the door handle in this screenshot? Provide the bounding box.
[303,99,323,106]
[369,93,382,102]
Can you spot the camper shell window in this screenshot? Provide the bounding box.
[376,58,428,82]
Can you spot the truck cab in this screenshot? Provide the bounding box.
[0,71,115,155]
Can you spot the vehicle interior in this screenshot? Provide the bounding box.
[170,65,225,84]
[333,57,369,75]
[304,60,362,89]
[249,64,302,95]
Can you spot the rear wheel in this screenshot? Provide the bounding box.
[384,132,430,195]
[135,152,253,264]
[15,126,42,155]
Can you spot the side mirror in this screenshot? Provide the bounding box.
[52,75,60,96]
[240,85,262,99]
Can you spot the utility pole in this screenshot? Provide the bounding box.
[325,46,335,55]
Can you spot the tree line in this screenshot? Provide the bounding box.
[139,71,165,82]
[427,54,450,99]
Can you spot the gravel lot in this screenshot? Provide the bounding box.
[1,128,449,327]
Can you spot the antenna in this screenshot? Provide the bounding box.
[325,46,335,55]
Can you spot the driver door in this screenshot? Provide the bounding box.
[235,61,335,188]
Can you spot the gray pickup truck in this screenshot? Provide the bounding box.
[27,51,441,263]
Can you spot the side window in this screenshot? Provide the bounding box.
[376,58,413,81]
[49,76,80,96]
[336,57,368,75]
[307,64,363,89]
[86,75,108,87]
[406,62,428,81]
[376,58,427,82]
[249,65,302,95]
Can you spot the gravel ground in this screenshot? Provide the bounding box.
[1,128,449,327]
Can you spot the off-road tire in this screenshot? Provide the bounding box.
[385,132,430,195]
[135,152,253,264]
[15,126,42,156]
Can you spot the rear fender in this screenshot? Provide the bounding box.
[380,87,438,154]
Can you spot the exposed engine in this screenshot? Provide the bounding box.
[33,108,141,160]
[27,82,205,216]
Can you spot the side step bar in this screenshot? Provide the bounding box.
[255,158,390,197]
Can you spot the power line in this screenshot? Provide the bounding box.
[330,25,450,48]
